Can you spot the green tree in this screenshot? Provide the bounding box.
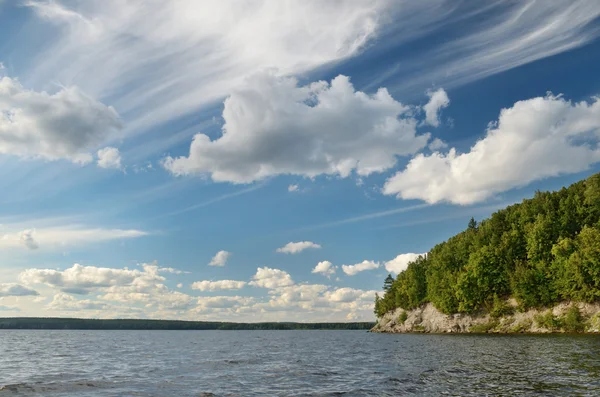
[468,217,478,231]
[375,172,600,317]
[383,274,394,292]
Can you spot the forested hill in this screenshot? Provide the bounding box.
[0,318,374,330]
[375,173,600,318]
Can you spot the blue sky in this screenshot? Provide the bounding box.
[1,0,600,321]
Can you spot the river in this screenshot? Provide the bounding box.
[0,330,598,396]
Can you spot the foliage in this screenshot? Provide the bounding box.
[469,320,499,333]
[374,173,600,318]
[489,295,514,318]
[383,274,394,292]
[398,311,408,324]
[562,306,585,332]
[534,310,562,331]
[509,319,532,333]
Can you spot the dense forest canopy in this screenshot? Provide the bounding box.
[0,318,374,330]
[375,173,600,317]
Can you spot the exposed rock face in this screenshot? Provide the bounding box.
[372,301,600,334]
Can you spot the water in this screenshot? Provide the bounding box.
[0,330,599,396]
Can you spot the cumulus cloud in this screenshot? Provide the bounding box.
[19,263,164,295]
[10,261,379,321]
[249,267,294,289]
[163,73,430,182]
[341,260,380,276]
[0,283,39,297]
[325,287,372,303]
[0,77,121,163]
[191,280,247,292]
[385,253,426,274]
[196,296,255,310]
[208,250,231,267]
[19,229,39,250]
[423,88,449,127]
[19,262,200,313]
[97,146,122,169]
[312,261,337,278]
[288,184,299,192]
[384,94,600,204]
[428,138,448,151]
[48,292,109,311]
[276,241,321,254]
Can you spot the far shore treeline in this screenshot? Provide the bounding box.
[375,172,600,318]
[0,318,375,330]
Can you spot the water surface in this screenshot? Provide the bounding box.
[0,330,599,396]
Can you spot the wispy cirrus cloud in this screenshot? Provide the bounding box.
[370,1,600,95]
[0,223,147,251]
[23,0,390,135]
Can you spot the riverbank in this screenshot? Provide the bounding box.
[372,301,600,334]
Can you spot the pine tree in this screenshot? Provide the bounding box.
[468,217,477,231]
[383,274,394,292]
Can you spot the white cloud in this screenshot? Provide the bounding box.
[423,88,449,127]
[19,263,164,295]
[208,250,231,267]
[428,138,448,151]
[19,229,39,250]
[312,261,337,278]
[196,296,255,310]
[0,77,121,163]
[288,184,299,192]
[385,253,426,274]
[249,267,294,289]
[97,146,122,169]
[276,241,321,254]
[191,280,247,292]
[17,262,200,313]
[0,225,147,250]
[25,0,388,135]
[384,94,600,204]
[325,287,371,303]
[156,266,189,275]
[48,292,109,311]
[376,2,600,97]
[163,73,430,182]
[341,260,380,276]
[7,261,380,321]
[0,283,39,297]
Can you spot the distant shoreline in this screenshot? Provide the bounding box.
[0,317,375,330]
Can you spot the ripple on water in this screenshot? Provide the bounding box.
[0,331,599,396]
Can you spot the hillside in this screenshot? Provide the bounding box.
[374,172,600,332]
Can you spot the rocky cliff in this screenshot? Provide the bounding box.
[372,301,600,334]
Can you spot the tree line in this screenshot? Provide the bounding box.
[0,317,375,330]
[375,173,600,317]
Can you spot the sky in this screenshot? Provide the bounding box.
[1,0,600,322]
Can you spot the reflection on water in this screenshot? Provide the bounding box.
[0,330,599,396]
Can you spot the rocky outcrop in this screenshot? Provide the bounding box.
[371,301,600,334]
